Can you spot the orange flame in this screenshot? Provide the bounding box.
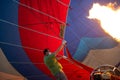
[88,3,120,41]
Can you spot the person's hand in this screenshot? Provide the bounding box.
[62,40,67,45]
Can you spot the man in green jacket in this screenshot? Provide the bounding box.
[43,40,67,80]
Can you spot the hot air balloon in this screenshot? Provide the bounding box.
[0,0,120,80]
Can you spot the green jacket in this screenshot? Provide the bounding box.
[44,54,62,75]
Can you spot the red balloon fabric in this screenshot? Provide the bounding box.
[18,0,91,79]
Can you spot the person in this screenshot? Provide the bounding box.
[43,40,68,80]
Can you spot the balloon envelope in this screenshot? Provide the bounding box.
[0,0,119,80]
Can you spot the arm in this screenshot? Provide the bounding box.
[53,40,66,56]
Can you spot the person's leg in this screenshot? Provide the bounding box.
[55,71,67,80]
[59,71,67,80]
[55,72,60,80]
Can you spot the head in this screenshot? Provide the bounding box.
[43,48,51,56]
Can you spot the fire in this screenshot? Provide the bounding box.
[88,3,120,41]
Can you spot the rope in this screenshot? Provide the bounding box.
[26,75,50,77]
[0,19,62,40]
[10,62,44,64]
[62,0,71,39]
[10,61,72,65]
[0,42,75,66]
[56,0,70,7]
[62,56,82,68]
[12,0,66,25]
[0,41,42,52]
[65,46,93,73]
[0,40,92,73]
[0,40,87,68]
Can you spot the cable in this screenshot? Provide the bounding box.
[62,0,71,39]
[0,40,92,73]
[26,75,50,77]
[0,41,74,65]
[0,19,62,40]
[12,0,66,25]
[57,0,70,7]
[0,41,42,52]
[0,41,86,67]
[10,62,44,64]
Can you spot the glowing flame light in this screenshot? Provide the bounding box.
[88,3,120,41]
